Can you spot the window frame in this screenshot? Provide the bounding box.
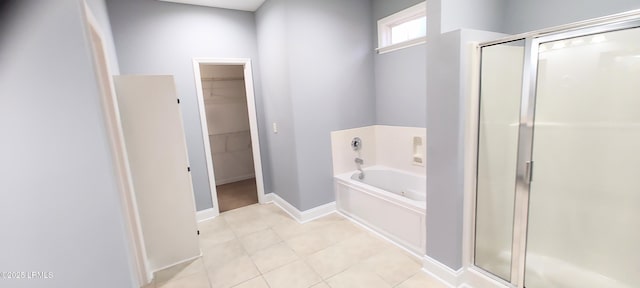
[376,2,427,54]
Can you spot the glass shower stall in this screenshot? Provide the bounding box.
[473,13,640,288]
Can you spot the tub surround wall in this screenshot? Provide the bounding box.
[330,126,377,175]
[331,125,426,176]
[375,125,426,176]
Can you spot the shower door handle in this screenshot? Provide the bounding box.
[525,161,534,184]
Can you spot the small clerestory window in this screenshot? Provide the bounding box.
[377,2,426,54]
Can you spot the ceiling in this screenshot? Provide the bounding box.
[158,0,266,12]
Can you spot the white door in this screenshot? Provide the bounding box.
[114,75,200,272]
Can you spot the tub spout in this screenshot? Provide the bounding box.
[354,157,364,179]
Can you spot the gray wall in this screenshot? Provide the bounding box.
[256,0,375,210]
[425,30,464,270]
[504,0,640,34]
[425,0,507,270]
[425,28,505,270]
[106,0,271,211]
[255,0,302,208]
[441,0,507,34]
[288,0,375,210]
[0,0,136,287]
[373,0,426,127]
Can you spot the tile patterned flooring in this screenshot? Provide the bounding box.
[146,203,446,288]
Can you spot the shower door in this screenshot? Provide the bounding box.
[524,24,640,288]
[474,40,525,282]
[474,17,640,288]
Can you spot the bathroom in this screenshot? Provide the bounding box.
[2,0,640,287]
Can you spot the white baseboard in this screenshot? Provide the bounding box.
[214,174,255,185]
[263,192,275,203]
[151,252,202,276]
[461,266,511,288]
[196,208,219,222]
[419,257,512,288]
[265,193,336,223]
[422,255,464,288]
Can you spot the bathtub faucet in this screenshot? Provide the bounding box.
[354,157,365,180]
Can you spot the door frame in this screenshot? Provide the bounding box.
[192,58,266,218]
[81,2,150,286]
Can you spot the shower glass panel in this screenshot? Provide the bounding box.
[474,40,525,281]
[525,27,640,288]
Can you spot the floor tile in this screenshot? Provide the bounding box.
[286,221,362,255]
[156,271,210,288]
[198,216,237,248]
[223,205,272,236]
[360,249,421,286]
[152,204,436,288]
[239,228,282,254]
[231,276,269,288]
[258,204,299,227]
[272,220,328,240]
[202,239,247,270]
[198,215,229,232]
[222,204,262,222]
[154,258,206,284]
[271,212,345,241]
[396,272,448,288]
[258,202,288,215]
[263,260,322,288]
[207,255,260,288]
[200,228,237,249]
[250,242,299,273]
[310,213,347,224]
[309,282,331,288]
[306,233,389,278]
[325,266,391,288]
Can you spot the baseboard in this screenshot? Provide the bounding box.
[461,266,511,288]
[263,192,275,203]
[151,252,202,276]
[418,256,512,288]
[214,174,255,185]
[265,193,336,223]
[196,208,219,222]
[422,255,464,288]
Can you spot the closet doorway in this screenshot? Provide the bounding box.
[193,59,265,215]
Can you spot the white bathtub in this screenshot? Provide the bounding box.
[335,166,426,255]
